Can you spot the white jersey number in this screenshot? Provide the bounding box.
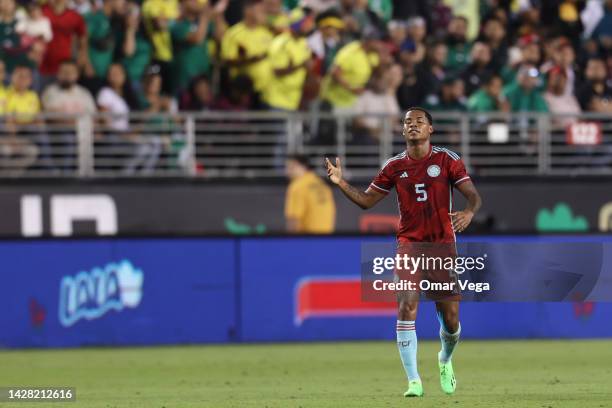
[415,184,427,202]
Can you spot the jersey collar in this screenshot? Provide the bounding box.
[406,145,433,161]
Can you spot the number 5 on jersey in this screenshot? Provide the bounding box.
[415,183,427,202]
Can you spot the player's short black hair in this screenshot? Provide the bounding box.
[286,154,311,169]
[405,107,433,125]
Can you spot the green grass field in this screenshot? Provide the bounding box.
[1,340,611,408]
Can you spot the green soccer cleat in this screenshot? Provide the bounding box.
[403,379,424,397]
[438,353,457,395]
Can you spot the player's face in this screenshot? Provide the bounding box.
[402,111,432,143]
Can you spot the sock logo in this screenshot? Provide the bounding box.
[397,340,411,347]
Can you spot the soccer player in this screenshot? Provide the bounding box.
[325,108,482,397]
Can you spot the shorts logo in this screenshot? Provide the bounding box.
[427,165,441,177]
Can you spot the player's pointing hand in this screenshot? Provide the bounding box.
[325,157,342,185]
[449,210,474,233]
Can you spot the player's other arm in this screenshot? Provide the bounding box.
[325,157,385,210]
[450,180,482,233]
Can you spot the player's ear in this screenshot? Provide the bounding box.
[429,125,434,134]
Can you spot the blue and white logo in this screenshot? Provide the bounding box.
[58,260,144,327]
[427,165,441,177]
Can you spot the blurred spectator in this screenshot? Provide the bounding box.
[41,0,90,84]
[0,0,32,74]
[171,0,224,94]
[387,19,406,52]
[424,77,467,112]
[15,1,53,48]
[591,0,612,53]
[576,57,612,113]
[479,17,508,72]
[97,63,161,173]
[396,40,428,109]
[543,66,581,127]
[263,7,314,111]
[353,65,400,143]
[142,0,179,94]
[445,15,472,74]
[336,0,385,40]
[460,41,494,96]
[502,65,548,113]
[445,0,479,40]
[84,0,117,80]
[320,29,384,111]
[42,60,96,171]
[139,67,177,115]
[5,65,41,131]
[42,60,96,115]
[285,154,335,234]
[97,63,138,132]
[541,40,577,96]
[1,64,39,173]
[136,68,176,172]
[215,75,255,111]
[264,0,288,34]
[119,1,152,92]
[419,40,448,96]
[513,3,540,39]
[430,1,452,38]
[502,34,541,85]
[308,9,345,75]
[221,0,273,100]
[405,16,426,63]
[467,74,509,112]
[179,75,214,110]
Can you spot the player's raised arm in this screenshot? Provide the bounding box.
[325,157,386,210]
[450,180,482,233]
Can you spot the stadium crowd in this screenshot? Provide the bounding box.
[0,0,611,172]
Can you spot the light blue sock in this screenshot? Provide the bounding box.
[396,320,420,381]
[439,322,461,364]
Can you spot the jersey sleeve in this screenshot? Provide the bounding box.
[449,159,471,187]
[369,164,393,194]
[221,30,238,61]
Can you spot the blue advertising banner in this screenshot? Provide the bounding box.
[239,236,612,342]
[1,236,611,348]
[0,239,237,347]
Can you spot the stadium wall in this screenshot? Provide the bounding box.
[1,236,611,348]
[1,179,611,237]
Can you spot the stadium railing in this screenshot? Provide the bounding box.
[0,111,610,179]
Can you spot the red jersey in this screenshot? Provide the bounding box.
[370,145,471,243]
[41,5,86,75]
